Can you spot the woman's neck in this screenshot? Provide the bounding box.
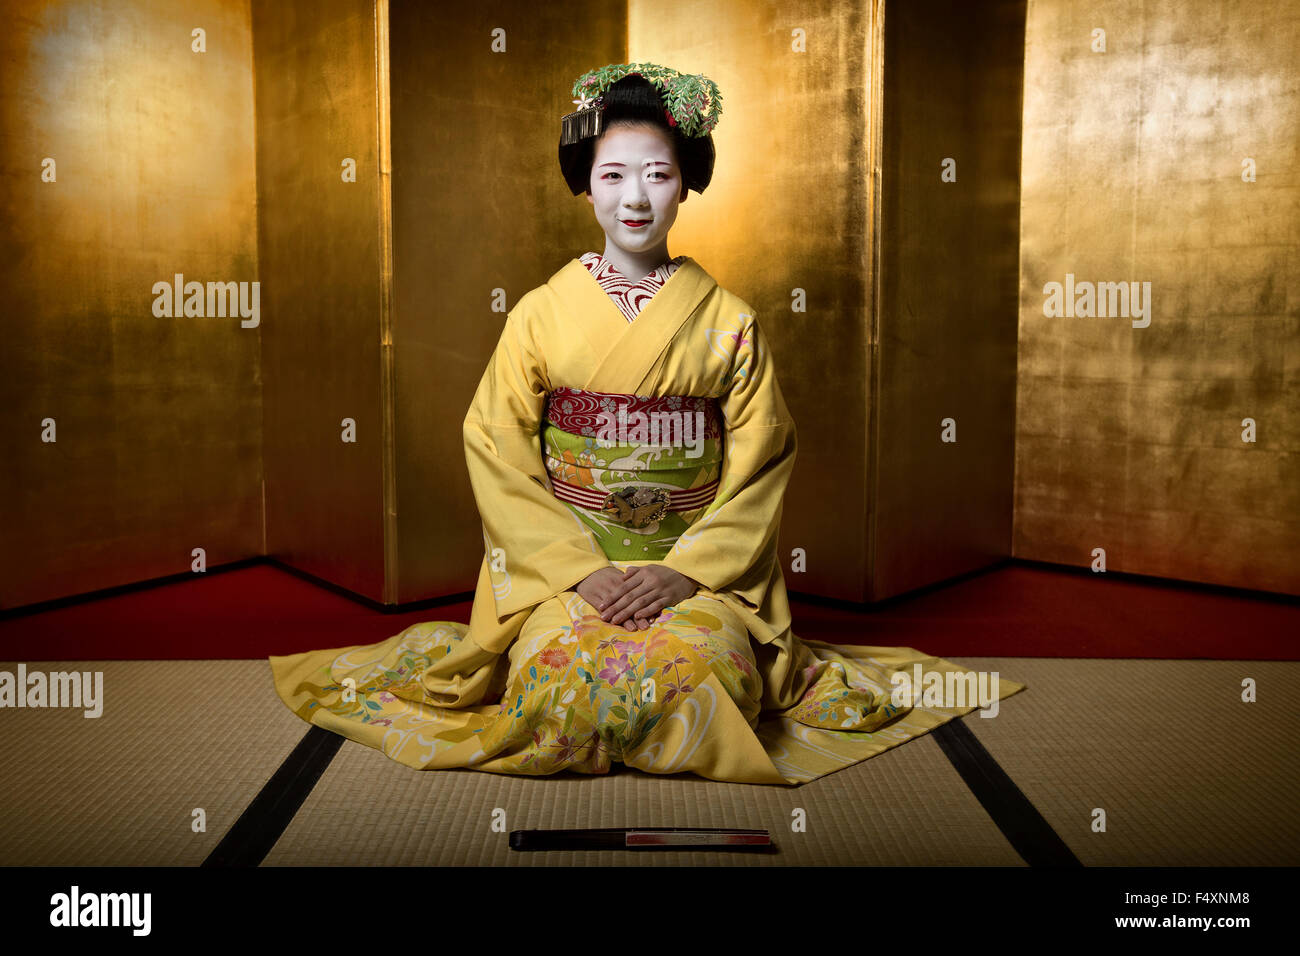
[599,242,673,283]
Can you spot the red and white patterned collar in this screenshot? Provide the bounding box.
[579,251,686,323]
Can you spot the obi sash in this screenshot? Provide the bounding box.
[541,386,723,561]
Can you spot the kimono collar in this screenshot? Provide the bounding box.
[546,255,717,395]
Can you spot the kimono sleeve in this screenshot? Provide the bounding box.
[462,301,611,618]
[663,311,797,598]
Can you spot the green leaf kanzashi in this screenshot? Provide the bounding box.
[570,62,722,138]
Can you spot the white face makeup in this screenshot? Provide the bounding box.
[586,123,686,260]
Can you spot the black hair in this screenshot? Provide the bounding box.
[558,74,715,197]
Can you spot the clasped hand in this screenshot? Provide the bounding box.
[577,565,699,631]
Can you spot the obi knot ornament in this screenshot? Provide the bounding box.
[602,486,670,528]
[268,62,1024,786]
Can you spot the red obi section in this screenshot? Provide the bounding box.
[543,386,722,443]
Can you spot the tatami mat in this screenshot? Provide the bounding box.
[0,660,310,866]
[947,657,1300,866]
[2,658,1296,866]
[264,721,1024,866]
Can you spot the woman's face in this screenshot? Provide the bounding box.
[586,123,687,255]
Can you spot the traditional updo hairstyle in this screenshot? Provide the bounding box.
[558,74,716,198]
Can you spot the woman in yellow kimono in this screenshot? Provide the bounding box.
[270,63,1021,785]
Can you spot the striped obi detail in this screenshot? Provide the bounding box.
[550,475,720,512]
[541,386,725,561]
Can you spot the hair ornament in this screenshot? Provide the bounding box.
[559,62,722,146]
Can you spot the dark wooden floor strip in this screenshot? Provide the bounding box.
[934,718,1083,867]
[202,726,343,867]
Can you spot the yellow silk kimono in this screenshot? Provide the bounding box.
[270,257,1023,784]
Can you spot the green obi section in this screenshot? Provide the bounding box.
[542,422,723,561]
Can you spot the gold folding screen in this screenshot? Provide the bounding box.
[1015,0,1300,595]
[627,0,877,601]
[253,0,389,601]
[386,0,626,603]
[629,0,1025,602]
[280,0,1026,607]
[0,0,261,610]
[0,0,1026,611]
[12,0,1283,616]
[872,0,1026,599]
[383,0,1025,606]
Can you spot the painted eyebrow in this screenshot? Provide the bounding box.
[595,160,673,168]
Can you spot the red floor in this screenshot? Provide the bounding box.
[0,559,1295,661]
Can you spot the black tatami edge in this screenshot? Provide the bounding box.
[202,727,343,867]
[934,718,1083,867]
